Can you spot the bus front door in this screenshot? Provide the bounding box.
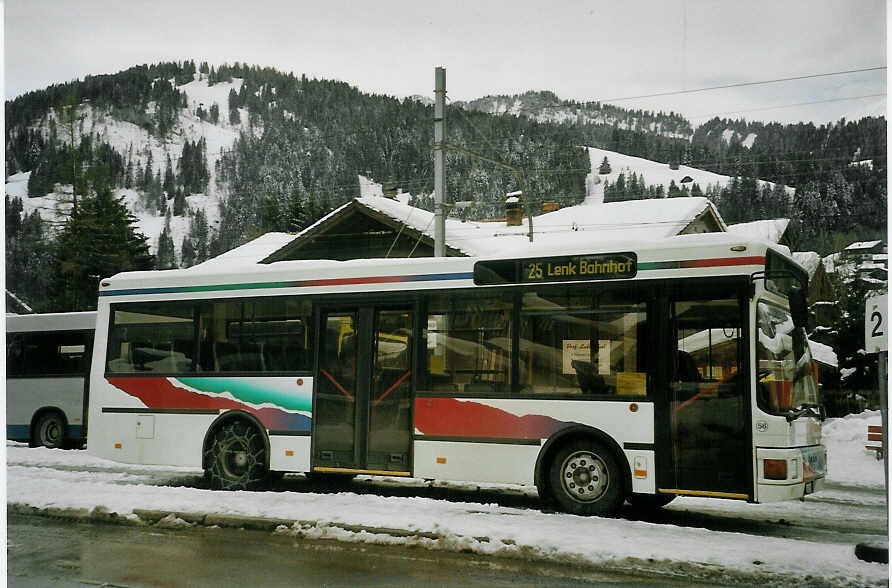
[662,294,752,499]
[313,306,414,475]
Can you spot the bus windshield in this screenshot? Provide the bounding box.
[756,301,820,417]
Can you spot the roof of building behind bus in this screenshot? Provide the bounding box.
[726,218,791,245]
[349,195,726,257]
[193,195,728,270]
[102,231,793,292]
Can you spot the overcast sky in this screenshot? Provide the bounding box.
[4,0,887,125]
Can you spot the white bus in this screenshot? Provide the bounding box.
[7,311,96,448]
[87,233,825,515]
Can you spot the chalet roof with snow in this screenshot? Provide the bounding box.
[844,240,883,251]
[726,219,791,247]
[258,195,727,263]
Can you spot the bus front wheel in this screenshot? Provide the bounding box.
[548,440,623,516]
[204,420,268,490]
[32,412,66,449]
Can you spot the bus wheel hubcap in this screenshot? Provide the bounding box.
[42,420,61,444]
[560,450,607,503]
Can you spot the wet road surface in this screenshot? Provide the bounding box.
[8,513,710,587]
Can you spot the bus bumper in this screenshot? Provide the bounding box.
[755,445,826,503]
[757,476,825,502]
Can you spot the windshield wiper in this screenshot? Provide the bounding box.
[785,403,825,422]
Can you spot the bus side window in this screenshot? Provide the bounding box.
[519,286,648,397]
[6,334,25,376]
[424,292,513,394]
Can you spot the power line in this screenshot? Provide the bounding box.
[573,66,887,104]
[690,93,887,120]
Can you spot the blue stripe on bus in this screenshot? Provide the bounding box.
[98,272,475,297]
[7,424,85,442]
[7,425,30,441]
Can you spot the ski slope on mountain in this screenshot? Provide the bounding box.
[584,147,792,205]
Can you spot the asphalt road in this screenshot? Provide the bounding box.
[7,513,707,587]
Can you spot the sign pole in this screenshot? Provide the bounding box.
[864,292,888,491]
[880,350,888,491]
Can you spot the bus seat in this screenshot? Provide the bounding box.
[676,350,702,382]
[572,360,610,394]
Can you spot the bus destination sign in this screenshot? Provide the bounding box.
[474,252,637,285]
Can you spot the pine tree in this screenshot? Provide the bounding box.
[668,179,682,197]
[124,155,134,189]
[184,208,210,263]
[152,169,164,213]
[51,187,154,310]
[156,211,176,269]
[835,277,886,402]
[5,196,54,311]
[181,236,196,268]
[173,187,186,216]
[598,157,612,174]
[142,151,154,190]
[163,154,175,197]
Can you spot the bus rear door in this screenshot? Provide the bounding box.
[312,305,414,475]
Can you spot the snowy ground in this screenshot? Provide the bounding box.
[4,411,888,586]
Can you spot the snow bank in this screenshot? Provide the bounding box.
[5,446,886,586]
[823,410,885,488]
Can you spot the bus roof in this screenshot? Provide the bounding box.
[6,311,98,333]
[97,233,800,301]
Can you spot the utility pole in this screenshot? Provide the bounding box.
[433,67,446,257]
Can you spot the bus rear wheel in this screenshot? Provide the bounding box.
[548,440,623,516]
[205,420,268,490]
[32,412,65,449]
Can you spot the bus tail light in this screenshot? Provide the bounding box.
[764,459,787,480]
[633,456,647,478]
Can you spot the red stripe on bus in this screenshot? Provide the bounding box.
[868,425,883,433]
[303,276,406,287]
[684,256,765,268]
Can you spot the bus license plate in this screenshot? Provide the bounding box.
[804,481,814,495]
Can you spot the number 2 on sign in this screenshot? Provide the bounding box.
[871,310,883,338]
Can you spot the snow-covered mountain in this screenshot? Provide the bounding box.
[459,90,692,139]
[9,74,776,258]
[7,74,248,256]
